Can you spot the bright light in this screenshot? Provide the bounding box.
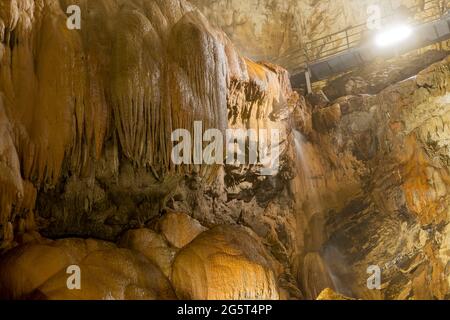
[375,25,413,48]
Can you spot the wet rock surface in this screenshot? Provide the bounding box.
[294,56,450,300]
[1,0,450,301]
[0,0,299,300]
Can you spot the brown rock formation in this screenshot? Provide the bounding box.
[1,0,450,301]
[0,0,300,300]
[171,225,280,300]
[291,56,450,300]
[0,238,176,300]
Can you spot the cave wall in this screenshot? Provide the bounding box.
[189,0,447,70]
[0,0,232,242]
[1,0,450,300]
[0,0,302,300]
[289,56,450,299]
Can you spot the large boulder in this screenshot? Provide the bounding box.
[0,238,176,300]
[172,225,280,300]
[159,212,207,249]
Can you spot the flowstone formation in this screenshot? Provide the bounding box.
[0,0,301,300]
[291,55,450,300]
[1,0,450,301]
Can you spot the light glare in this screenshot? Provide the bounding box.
[375,25,413,47]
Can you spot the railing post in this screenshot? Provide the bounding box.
[305,66,312,95]
[345,29,350,49]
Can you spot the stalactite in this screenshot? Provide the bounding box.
[0,97,23,246]
[0,0,297,243]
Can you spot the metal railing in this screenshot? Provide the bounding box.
[276,0,448,75]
